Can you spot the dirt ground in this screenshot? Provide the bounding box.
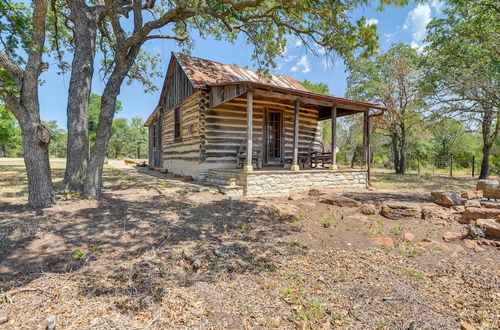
[0,160,498,329]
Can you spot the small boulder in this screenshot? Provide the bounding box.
[476,179,500,199]
[421,207,453,221]
[431,192,461,207]
[381,203,420,220]
[480,201,500,209]
[288,193,305,201]
[320,194,361,207]
[214,249,229,258]
[403,232,415,242]
[370,237,394,248]
[464,200,481,208]
[359,204,376,215]
[474,246,486,252]
[464,207,500,221]
[451,205,465,213]
[461,321,477,330]
[442,231,467,242]
[477,218,500,238]
[463,239,476,249]
[308,188,327,196]
[461,190,483,199]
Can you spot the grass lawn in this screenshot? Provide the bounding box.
[371,171,477,193]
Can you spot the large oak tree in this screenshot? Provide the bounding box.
[0,0,53,207]
[422,0,499,179]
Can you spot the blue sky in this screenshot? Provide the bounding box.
[38,1,445,128]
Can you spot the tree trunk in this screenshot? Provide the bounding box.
[63,4,99,191]
[84,59,135,198]
[479,142,492,179]
[21,121,53,207]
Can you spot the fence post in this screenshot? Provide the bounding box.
[472,156,475,177]
[450,155,453,178]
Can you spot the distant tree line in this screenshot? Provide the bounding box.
[0,95,148,160]
[302,1,499,179]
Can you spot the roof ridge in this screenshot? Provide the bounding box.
[171,52,305,89]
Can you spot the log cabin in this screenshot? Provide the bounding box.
[145,53,386,196]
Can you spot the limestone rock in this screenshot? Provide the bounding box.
[370,237,394,248]
[464,200,481,208]
[474,246,486,252]
[451,205,465,213]
[477,218,500,238]
[359,204,376,215]
[461,190,483,199]
[308,188,327,196]
[463,239,476,249]
[421,207,453,221]
[480,201,500,209]
[320,194,361,207]
[381,203,420,219]
[288,193,305,201]
[476,179,500,199]
[431,192,461,207]
[464,207,500,221]
[403,232,415,242]
[442,231,467,242]
[461,321,477,330]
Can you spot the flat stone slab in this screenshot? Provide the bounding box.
[320,194,362,207]
[431,192,461,207]
[381,203,420,220]
[464,207,500,221]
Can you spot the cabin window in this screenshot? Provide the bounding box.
[174,107,182,141]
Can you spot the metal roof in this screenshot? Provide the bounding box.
[173,52,308,91]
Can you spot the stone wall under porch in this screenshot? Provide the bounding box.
[204,168,368,197]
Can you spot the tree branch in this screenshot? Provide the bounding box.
[0,51,24,84]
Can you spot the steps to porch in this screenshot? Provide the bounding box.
[202,169,245,196]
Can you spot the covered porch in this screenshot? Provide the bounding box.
[205,82,385,196]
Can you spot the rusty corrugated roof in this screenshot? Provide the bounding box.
[173,52,308,91]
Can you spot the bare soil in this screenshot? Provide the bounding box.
[0,161,498,329]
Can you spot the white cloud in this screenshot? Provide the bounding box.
[384,32,395,42]
[284,55,297,62]
[365,18,379,26]
[403,4,432,42]
[410,41,425,53]
[430,0,445,13]
[294,39,303,48]
[290,55,310,74]
[317,45,326,55]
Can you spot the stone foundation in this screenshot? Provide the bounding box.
[237,169,368,197]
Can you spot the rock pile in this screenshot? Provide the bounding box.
[431,188,500,240]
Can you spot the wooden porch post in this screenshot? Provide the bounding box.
[329,105,337,170]
[291,99,300,171]
[367,112,372,185]
[244,90,254,172]
[362,110,369,167]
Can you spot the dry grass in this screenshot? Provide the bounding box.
[0,159,498,329]
[371,171,476,193]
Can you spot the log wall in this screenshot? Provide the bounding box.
[201,94,322,168]
[161,91,205,177]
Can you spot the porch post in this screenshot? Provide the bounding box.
[367,111,372,185]
[244,90,254,172]
[291,99,300,171]
[329,105,337,170]
[362,110,369,167]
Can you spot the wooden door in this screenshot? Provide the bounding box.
[264,110,283,165]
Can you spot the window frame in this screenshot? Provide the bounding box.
[174,106,182,142]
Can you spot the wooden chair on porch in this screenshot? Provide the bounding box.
[307,140,332,168]
[236,138,263,169]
